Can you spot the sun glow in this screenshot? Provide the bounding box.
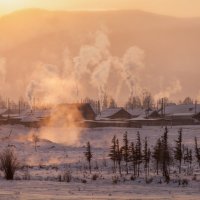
[0,0,200,17]
[0,0,24,6]
[0,0,30,14]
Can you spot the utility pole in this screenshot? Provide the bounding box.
[18,99,21,116]
[195,100,197,114]
[161,98,164,117]
[7,98,10,118]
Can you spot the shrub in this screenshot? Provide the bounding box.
[63,171,72,182]
[182,179,189,186]
[192,174,197,181]
[146,178,153,184]
[0,148,18,180]
[112,176,120,184]
[58,174,62,182]
[23,166,30,180]
[81,179,87,184]
[130,175,136,181]
[92,174,98,180]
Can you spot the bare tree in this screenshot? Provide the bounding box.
[125,96,142,109]
[183,97,193,105]
[32,133,39,152]
[0,148,18,180]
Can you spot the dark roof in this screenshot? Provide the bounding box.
[55,103,96,120]
[148,110,161,119]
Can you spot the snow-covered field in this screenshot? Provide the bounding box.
[0,124,200,199]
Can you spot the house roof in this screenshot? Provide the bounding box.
[127,108,145,117]
[98,108,122,119]
[96,107,134,120]
[53,103,96,120]
[0,108,7,115]
[21,114,40,122]
[55,103,95,111]
[161,104,200,116]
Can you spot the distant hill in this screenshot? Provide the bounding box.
[0,9,200,103]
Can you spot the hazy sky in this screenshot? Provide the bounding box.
[0,0,200,17]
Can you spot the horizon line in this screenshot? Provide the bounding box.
[1,8,200,19]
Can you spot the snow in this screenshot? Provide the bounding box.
[0,124,199,199]
[0,180,199,200]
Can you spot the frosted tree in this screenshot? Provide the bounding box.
[194,137,200,167]
[116,139,122,176]
[129,142,136,176]
[143,137,151,181]
[135,131,142,177]
[174,128,183,173]
[122,132,129,174]
[161,127,171,183]
[109,135,117,173]
[152,138,162,175]
[84,142,93,173]
[32,133,39,152]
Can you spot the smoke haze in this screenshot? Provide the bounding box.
[0,9,200,103]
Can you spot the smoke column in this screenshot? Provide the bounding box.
[154,80,182,101]
[0,58,6,83]
[26,30,146,107]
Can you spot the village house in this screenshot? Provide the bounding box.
[97,107,133,120]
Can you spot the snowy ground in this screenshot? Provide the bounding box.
[0,124,200,199]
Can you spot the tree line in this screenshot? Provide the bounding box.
[84,127,200,183]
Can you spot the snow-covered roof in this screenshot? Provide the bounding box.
[21,114,39,122]
[0,108,7,115]
[162,104,200,116]
[23,109,51,119]
[127,108,145,117]
[20,109,51,122]
[96,107,126,120]
[99,108,122,118]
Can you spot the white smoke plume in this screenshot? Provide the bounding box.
[154,80,182,101]
[26,30,145,107]
[0,58,6,83]
[121,46,145,98]
[26,63,77,106]
[0,58,6,95]
[73,30,112,101]
[23,30,146,146]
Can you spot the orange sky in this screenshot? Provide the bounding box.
[0,0,200,17]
